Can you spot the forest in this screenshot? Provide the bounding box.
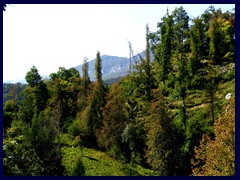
[3,6,235,176]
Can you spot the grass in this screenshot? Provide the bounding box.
[61,141,158,176]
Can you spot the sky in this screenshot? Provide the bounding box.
[3,4,235,83]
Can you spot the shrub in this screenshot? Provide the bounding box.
[68,120,80,137]
[69,158,85,176]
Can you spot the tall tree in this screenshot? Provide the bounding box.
[207,11,224,65]
[77,57,91,111]
[25,66,42,87]
[201,5,216,58]
[82,57,91,93]
[145,24,155,99]
[31,103,64,175]
[95,51,103,83]
[206,8,235,65]
[157,9,173,85]
[145,24,150,69]
[97,83,127,153]
[172,7,190,131]
[78,51,106,147]
[189,17,205,76]
[23,66,49,117]
[172,6,190,54]
[128,41,134,74]
[222,9,235,62]
[145,89,179,175]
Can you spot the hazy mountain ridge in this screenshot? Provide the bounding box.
[75,51,153,81]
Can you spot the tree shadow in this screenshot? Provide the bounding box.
[83,155,99,161]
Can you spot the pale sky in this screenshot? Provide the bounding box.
[3,4,235,82]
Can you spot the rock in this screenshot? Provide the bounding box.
[225,93,232,100]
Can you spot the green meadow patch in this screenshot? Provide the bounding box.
[61,146,158,176]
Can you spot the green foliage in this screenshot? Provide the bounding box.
[107,144,127,162]
[121,121,146,164]
[3,100,18,129]
[3,120,44,176]
[155,10,173,84]
[25,66,42,87]
[60,133,75,147]
[122,123,137,151]
[69,158,85,176]
[186,108,213,150]
[189,17,205,76]
[97,83,127,151]
[3,137,44,176]
[206,9,235,65]
[30,104,64,175]
[145,91,179,175]
[3,83,26,103]
[172,6,190,53]
[68,120,80,137]
[82,57,91,93]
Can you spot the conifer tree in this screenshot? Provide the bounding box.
[172,7,190,131]
[82,57,91,93]
[207,11,223,65]
[95,51,103,83]
[189,17,205,76]
[145,89,178,175]
[128,41,133,74]
[158,9,173,85]
[145,24,150,69]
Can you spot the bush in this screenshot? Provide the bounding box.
[3,135,44,176]
[68,120,80,137]
[108,144,127,162]
[69,158,85,176]
[121,165,139,176]
[131,151,143,165]
[60,134,74,146]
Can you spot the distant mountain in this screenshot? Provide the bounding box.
[75,51,153,81]
[75,55,129,81]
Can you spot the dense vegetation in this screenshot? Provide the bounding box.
[3,6,235,176]
[3,83,26,104]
